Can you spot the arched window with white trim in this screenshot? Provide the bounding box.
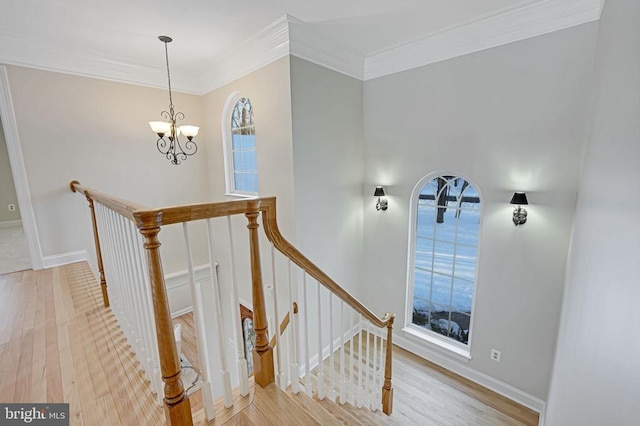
[223,94,258,195]
[407,174,482,349]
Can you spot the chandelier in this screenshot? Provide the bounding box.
[149,35,199,165]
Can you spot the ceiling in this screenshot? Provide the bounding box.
[0,0,603,93]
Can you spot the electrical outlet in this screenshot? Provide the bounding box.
[490,349,501,362]
[8,204,15,212]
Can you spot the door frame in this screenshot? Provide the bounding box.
[0,65,43,270]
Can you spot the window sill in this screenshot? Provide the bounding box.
[225,192,258,199]
[401,326,472,363]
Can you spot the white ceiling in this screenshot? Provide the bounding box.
[0,0,603,93]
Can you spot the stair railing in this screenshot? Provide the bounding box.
[70,181,395,425]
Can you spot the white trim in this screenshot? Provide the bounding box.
[41,250,87,269]
[0,219,22,228]
[402,326,471,362]
[198,16,290,95]
[0,32,202,95]
[221,91,241,195]
[0,66,44,270]
[287,16,364,81]
[221,93,259,197]
[0,2,604,94]
[364,0,603,80]
[164,263,212,317]
[394,333,546,413]
[171,306,194,319]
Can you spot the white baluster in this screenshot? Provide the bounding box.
[349,309,355,405]
[379,331,385,412]
[339,300,346,404]
[365,318,371,409]
[123,221,147,378]
[316,281,325,400]
[329,293,335,401]
[182,223,216,420]
[288,261,300,394]
[226,216,249,396]
[135,226,163,403]
[270,244,285,390]
[206,219,233,408]
[302,273,312,396]
[357,316,363,408]
[371,323,378,411]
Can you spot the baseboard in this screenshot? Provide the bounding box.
[41,250,87,269]
[164,263,212,317]
[0,219,22,228]
[171,306,194,319]
[394,333,545,414]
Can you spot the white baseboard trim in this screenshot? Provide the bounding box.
[171,306,194,319]
[0,219,22,228]
[41,250,87,269]
[164,263,212,317]
[394,333,545,414]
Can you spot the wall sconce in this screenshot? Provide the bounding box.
[510,192,528,226]
[374,186,388,211]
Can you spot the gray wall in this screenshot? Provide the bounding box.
[361,23,599,400]
[545,0,640,423]
[290,56,365,297]
[0,118,20,222]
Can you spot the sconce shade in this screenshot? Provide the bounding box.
[374,186,386,197]
[510,192,528,205]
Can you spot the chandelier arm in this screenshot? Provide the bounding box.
[157,137,169,155]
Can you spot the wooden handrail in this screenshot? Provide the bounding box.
[70,180,395,416]
[258,198,393,329]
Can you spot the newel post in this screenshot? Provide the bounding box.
[86,196,110,307]
[382,313,395,415]
[245,205,275,387]
[136,211,192,426]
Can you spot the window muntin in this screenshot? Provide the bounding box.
[410,175,481,346]
[229,97,257,194]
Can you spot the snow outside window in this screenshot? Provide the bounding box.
[408,174,481,349]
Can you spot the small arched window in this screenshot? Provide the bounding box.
[223,95,257,195]
[407,174,482,349]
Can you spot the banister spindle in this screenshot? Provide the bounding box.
[382,313,395,415]
[245,207,275,387]
[85,196,109,307]
[136,211,192,426]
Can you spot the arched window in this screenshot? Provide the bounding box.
[407,174,482,349]
[223,94,257,195]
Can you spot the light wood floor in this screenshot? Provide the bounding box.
[1,263,539,425]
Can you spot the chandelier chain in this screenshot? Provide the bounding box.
[163,40,174,111]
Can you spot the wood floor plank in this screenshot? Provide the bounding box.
[1,263,540,426]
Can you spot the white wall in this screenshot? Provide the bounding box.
[5,65,210,271]
[545,0,640,424]
[361,22,599,402]
[289,56,364,297]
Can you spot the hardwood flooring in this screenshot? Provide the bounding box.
[1,263,539,425]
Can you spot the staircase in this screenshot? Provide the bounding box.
[70,180,395,425]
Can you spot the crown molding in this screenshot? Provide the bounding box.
[287,16,365,81]
[0,31,203,94]
[197,15,290,94]
[364,0,604,81]
[0,0,605,93]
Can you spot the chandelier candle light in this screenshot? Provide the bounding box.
[149,35,199,165]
